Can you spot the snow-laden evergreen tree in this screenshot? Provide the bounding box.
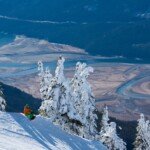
[38,57,99,139]
[37,60,53,111]
[55,56,65,84]
[53,56,70,115]
[38,57,69,119]
[38,61,55,117]
[100,106,110,134]
[0,86,6,111]
[71,62,98,139]
[38,57,80,133]
[38,61,53,101]
[133,114,150,150]
[99,107,126,150]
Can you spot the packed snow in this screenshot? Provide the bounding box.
[0,112,106,150]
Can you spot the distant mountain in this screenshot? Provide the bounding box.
[0,0,150,22]
[0,0,149,61]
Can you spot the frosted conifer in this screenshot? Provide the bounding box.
[134,114,150,150]
[100,107,126,150]
[38,58,99,139]
[71,62,98,139]
[0,87,6,111]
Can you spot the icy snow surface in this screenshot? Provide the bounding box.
[0,112,106,150]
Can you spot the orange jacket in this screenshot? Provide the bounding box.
[23,107,32,115]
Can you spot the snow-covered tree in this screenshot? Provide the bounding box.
[38,61,54,116]
[99,107,126,150]
[71,62,98,139]
[100,106,109,134]
[38,57,80,128]
[53,56,70,115]
[38,57,98,139]
[0,86,6,111]
[38,61,53,101]
[55,56,65,84]
[133,114,150,150]
[38,57,70,119]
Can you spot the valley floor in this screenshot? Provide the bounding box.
[2,63,150,121]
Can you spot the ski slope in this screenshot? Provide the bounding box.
[0,112,106,150]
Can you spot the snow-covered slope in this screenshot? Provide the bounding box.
[0,112,106,150]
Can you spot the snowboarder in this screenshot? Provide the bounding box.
[23,104,35,120]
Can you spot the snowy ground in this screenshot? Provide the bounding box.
[0,112,106,150]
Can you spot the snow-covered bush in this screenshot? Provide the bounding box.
[133,114,150,150]
[99,107,126,150]
[38,57,98,139]
[0,87,6,111]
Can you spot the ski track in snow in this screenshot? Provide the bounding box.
[0,112,106,150]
